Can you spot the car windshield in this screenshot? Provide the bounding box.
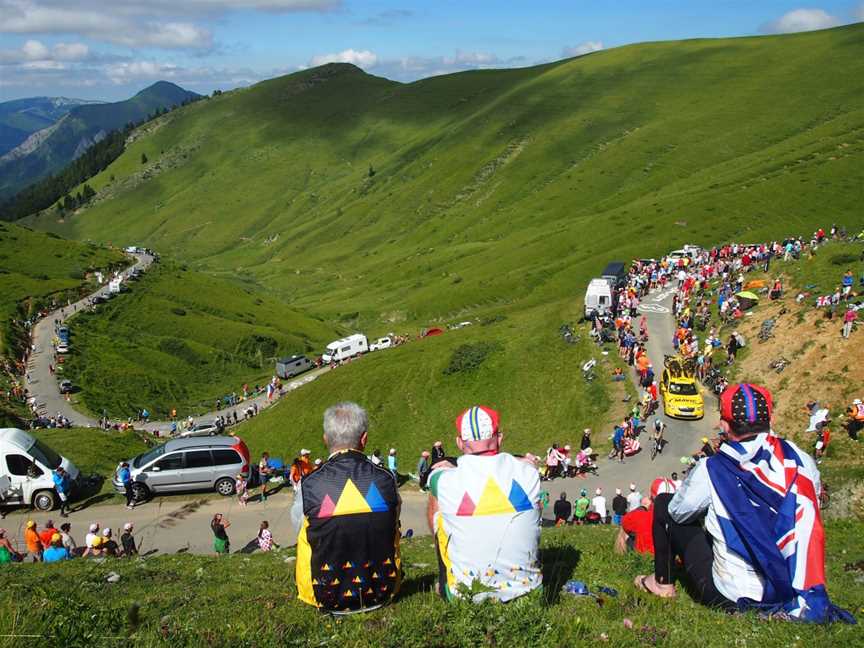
[669,382,698,395]
[27,439,62,469]
[133,444,166,469]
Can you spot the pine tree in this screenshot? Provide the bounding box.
[141,153,148,165]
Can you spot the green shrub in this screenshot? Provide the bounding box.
[171,307,186,316]
[443,342,502,375]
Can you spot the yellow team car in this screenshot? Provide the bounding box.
[660,356,704,419]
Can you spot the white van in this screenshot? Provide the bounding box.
[322,334,368,363]
[584,278,614,317]
[0,428,79,511]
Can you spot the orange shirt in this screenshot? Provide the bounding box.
[25,528,41,553]
[39,528,56,548]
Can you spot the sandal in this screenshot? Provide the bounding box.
[634,574,677,598]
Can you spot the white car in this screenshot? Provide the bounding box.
[56,343,69,354]
[179,422,220,438]
[369,337,393,352]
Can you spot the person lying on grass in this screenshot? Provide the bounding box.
[635,383,855,624]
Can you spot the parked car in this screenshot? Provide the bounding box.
[59,380,74,394]
[0,428,80,511]
[369,337,393,352]
[56,343,69,354]
[112,436,250,501]
[179,422,220,438]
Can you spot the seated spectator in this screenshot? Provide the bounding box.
[102,528,120,557]
[612,488,627,525]
[553,492,572,526]
[292,402,401,614]
[573,489,590,524]
[636,383,855,624]
[426,405,542,603]
[121,523,138,557]
[616,479,677,556]
[0,528,23,563]
[42,534,70,563]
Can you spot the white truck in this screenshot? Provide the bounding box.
[322,334,368,363]
[0,428,80,511]
[584,277,614,318]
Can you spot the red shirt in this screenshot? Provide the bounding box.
[39,528,56,548]
[622,507,654,554]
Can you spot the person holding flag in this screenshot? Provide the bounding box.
[636,383,855,624]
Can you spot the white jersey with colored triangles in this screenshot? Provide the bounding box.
[429,452,542,602]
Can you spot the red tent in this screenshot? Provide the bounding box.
[423,327,444,337]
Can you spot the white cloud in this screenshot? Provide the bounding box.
[764,8,840,33]
[309,48,378,68]
[20,39,49,60]
[854,2,864,20]
[0,0,339,51]
[0,39,90,64]
[53,42,89,61]
[562,41,604,58]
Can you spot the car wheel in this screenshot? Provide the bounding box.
[131,483,150,502]
[215,477,235,496]
[33,489,57,511]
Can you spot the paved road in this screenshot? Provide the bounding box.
[8,284,715,552]
[537,286,717,522]
[23,252,330,434]
[2,488,431,556]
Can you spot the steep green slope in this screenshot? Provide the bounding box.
[0,82,200,199]
[62,262,338,417]
[31,26,864,328]
[0,96,102,156]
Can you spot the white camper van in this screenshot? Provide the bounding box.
[0,428,79,511]
[584,278,614,318]
[322,334,368,363]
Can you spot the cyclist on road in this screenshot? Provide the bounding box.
[652,418,666,456]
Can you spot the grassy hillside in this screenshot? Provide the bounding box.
[62,262,339,417]
[0,82,199,200]
[0,96,102,156]
[1,522,861,647]
[29,25,864,325]
[0,222,125,358]
[20,25,864,443]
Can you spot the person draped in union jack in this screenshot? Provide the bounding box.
[634,383,855,624]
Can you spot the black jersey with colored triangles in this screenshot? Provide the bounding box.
[296,449,401,611]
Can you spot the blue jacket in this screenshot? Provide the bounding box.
[118,466,131,484]
[52,470,69,494]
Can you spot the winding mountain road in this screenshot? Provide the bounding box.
[14,267,715,552]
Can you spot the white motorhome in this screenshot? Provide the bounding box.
[0,428,79,511]
[322,334,368,363]
[584,278,614,318]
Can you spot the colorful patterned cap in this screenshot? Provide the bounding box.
[719,383,773,425]
[455,405,499,441]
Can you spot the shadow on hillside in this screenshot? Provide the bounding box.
[400,573,437,599]
[540,545,582,605]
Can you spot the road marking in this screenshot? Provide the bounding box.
[638,303,670,314]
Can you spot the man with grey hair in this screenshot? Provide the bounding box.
[293,402,402,613]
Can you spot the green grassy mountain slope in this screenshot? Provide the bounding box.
[30,25,864,328]
[63,262,339,417]
[0,82,199,199]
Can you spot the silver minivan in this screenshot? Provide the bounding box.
[113,436,250,501]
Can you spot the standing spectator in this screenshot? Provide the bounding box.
[426,405,541,603]
[387,448,398,476]
[118,462,135,509]
[626,483,642,512]
[592,488,607,523]
[726,333,739,365]
[42,534,70,563]
[257,521,276,552]
[612,489,627,525]
[236,473,250,505]
[416,451,431,490]
[842,305,857,339]
[580,428,592,451]
[258,453,273,501]
[369,448,382,466]
[553,492,572,526]
[24,520,42,562]
[211,513,230,555]
[121,523,138,557]
[53,467,71,517]
[292,402,401,613]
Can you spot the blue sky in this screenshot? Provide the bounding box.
[1,0,862,101]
